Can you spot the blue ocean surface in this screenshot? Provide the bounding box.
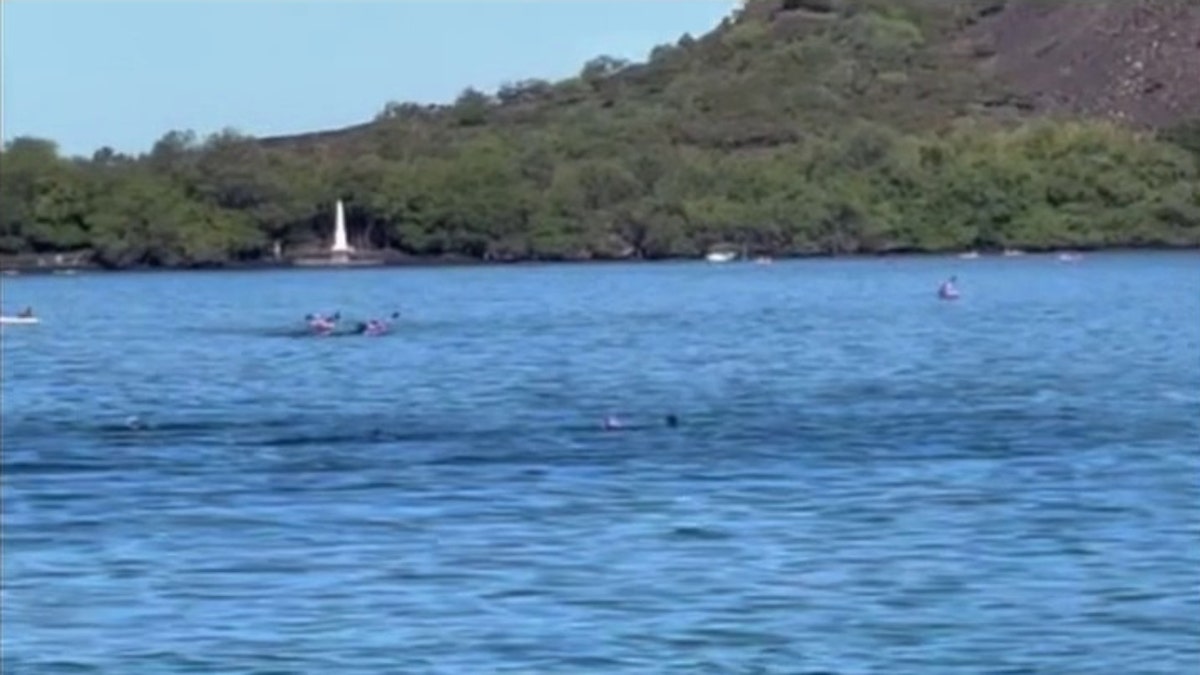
[2,252,1199,674]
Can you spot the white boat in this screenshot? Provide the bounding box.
[291,199,384,267]
[958,250,980,259]
[705,250,737,263]
[330,198,354,263]
[0,316,40,325]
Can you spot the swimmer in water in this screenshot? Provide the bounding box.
[354,320,383,335]
[306,311,339,334]
[355,312,401,336]
[938,275,960,300]
[665,413,679,428]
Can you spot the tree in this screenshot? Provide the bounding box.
[452,88,492,126]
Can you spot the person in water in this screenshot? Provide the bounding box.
[938,275,960,300]
[306,311,339,335]
[354,312,400,335]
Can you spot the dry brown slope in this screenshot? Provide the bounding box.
[961,0,1200,127]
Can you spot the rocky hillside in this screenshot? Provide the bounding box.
[960,0,1200,127]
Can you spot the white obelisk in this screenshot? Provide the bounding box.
[331,199,353,263]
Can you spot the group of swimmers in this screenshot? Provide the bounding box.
[305,311,400,336]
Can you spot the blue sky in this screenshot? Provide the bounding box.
[2,0,737,158]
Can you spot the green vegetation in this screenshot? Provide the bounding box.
[2,0,1198,269]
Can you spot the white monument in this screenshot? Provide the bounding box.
[330,199,354,263]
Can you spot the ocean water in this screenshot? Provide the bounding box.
[2,252,1198,674]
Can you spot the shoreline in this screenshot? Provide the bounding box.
[1,244,1197,276]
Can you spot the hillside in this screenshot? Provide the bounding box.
[962,0,1200,126]
[263,0,1200,150]
[2,0,1199,269]
[262,0,1013,154]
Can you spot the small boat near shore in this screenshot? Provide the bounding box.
[290,200,386,267]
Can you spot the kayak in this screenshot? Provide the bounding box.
[0,316,40,325]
